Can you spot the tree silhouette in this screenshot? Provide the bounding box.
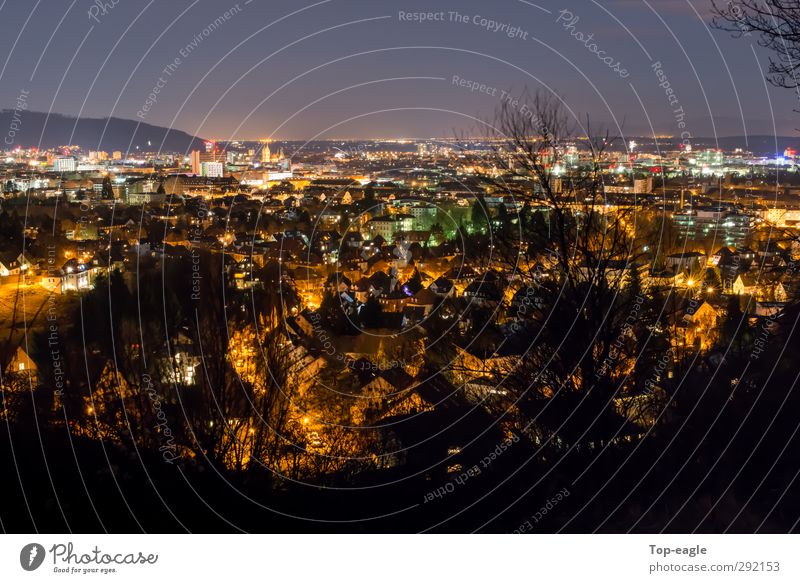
[101,175,115,200]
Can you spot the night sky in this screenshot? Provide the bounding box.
[0,0,794,140]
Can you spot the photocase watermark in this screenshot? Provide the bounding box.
[450,11,529,40]
[46,245,66,397]
[137,3,245,119]
[423,464,482,503]
[188,199,208,301]
[190,248,202,300]
[556,9,629,78]
[478,432,519,469]
[87,0,121,23]
[306,311,407,368]
[594,293,645,380]
[398,11,529,40]
[21,541,158,574]
[727,1,753,37]
[451,75,501,98]
[137,57,181,120]
[643,348,674,395]
[333,143,368,158]
[142,374,179,464]
[48,542,158,572]
[509,249,559,333]
[4,89,29,147]
[423,433,519,503]
[751,259,797,361]
[450,73,555,151]
[652,61,692,148]
[347,356,408,371]
[513,487,571,532]
[20,543,46,571]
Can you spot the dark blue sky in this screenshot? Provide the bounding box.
[0,0,795,140]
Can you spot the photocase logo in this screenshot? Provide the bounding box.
[20,543,46,571]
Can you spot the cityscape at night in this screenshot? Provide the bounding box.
[3,1,800,563]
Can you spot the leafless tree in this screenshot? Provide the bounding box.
[467,91,671,444]
[712,1,800,100]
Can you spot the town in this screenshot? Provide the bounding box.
[1,122,799,531]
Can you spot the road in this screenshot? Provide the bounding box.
[0,276,73,342]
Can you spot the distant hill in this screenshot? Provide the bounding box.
[691,135,800,156]
[0,110,205,153]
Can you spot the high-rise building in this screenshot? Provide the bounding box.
[634,177,653,194]
[191,150,202,175]
[112,151,122,160]
[191,149,225,175]
[53,157,76,172]
[697,149,723,166]
[201,161,224,178]
[673,207,753,247]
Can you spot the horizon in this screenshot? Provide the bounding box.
[5,108,800,146]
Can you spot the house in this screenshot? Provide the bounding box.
[0,252,21,276]
[285,344,326,395]
[59,259,102,293]
[444,266,477,294]
[351,366,418,423]
[292,267,324,294]
[229,258,261,290]
[710,246,735,267]
[353,277,374,303]
[158,330,200,386]
[317,209,342,229]
[379,288,412,313]
[429,276,454,297]
[40,259,103,293]
[462,376,509,402]
[367,270,391,297]
[401,305,428,328]
[99,217,136,235]
[754,302,784,317]
[463,274,502,306]
[675,299,719,351]
[408,288,438,316]
[773,280,788,302]
[366,216,407,240]
[732,273,760,297]
[290,310,318,337]
[666,251,707,273]
[326,272,351,293]
[5,346,37,381]
[342,231,364,249]
[645,268,685,290]
[449,346,521,387]
[734,246,757,262]
[510,285,546,319]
